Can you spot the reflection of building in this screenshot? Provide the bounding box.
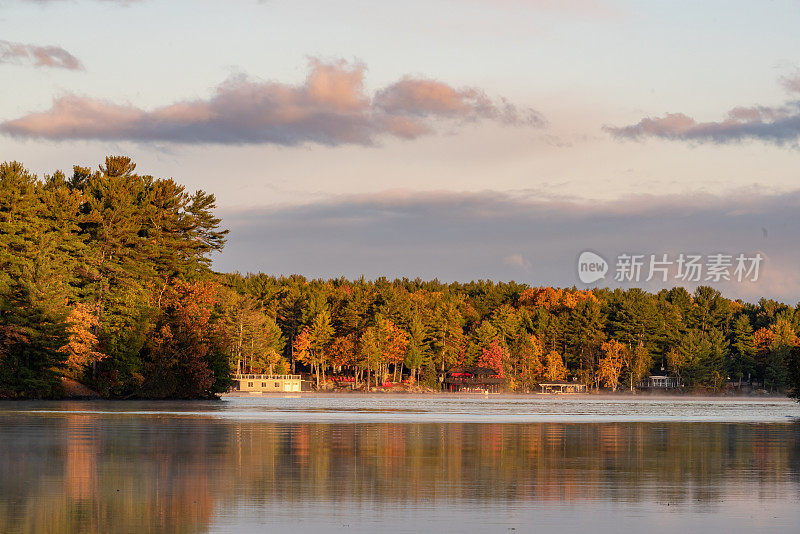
[231,374,301,393]
[538,380,587,394]
[640,375,680,389]
[443,367,503,392]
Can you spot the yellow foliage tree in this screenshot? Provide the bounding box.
[597,340,628,392]
[518,334,545,388]
[543,350,567,381]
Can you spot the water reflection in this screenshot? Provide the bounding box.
[0,409,798,533]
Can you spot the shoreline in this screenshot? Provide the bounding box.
[1,392,792,402]
[220,390,792,401]
[2,378,791,401]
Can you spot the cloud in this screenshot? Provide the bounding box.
[20,0,141,4]
[605,79,800,146]
[468,0,615,17]
[781,74,800,94]
[0,59,544,146]
[374,77,545,127]
[215,188,800,303]
[503,253,532,270]
[0,40,83,70]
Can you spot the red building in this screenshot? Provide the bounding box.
[443,366,503,393]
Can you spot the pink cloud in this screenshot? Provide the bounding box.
[0,59,543,146]
[0,40,83,70]
[605,79,800,146]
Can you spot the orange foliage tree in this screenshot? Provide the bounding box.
[329,333,358,372]
[294,309,334,389]
[753,327,774,353]
[60,303,106,377]
[519,287,596,311]
[597,340,628,391]
[143,280,224,398]
[359,315,408,387]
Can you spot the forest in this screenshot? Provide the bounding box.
[1,156,799,399]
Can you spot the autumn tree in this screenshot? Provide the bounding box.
[467,321,501,365]
[543,350,568,382]
[139,280,229,399]
[359,314,408,387]
[625,343,653,392]
[515,334,544,391]
[218,287,285,374]
[8,155,800,398]
[404,315,429,383]
[60,303,106,378]
[477,339,506,378]
[565,297,605,385]
[429,296,465,374]
[764,316,798,391]
[597,340,627,391]
[329,333,358,376]
[294,309,334,389]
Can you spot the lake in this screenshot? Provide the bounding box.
[1,395,799,533]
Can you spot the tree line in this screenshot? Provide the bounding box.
[1,156,799,398]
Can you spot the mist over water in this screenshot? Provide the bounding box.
[1,396,799,533]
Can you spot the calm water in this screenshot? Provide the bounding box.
[1,396,799,533]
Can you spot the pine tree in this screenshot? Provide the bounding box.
[404,315,429,383]
[730,315,756,386]
[0,283,68,398]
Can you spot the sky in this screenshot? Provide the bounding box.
[1,0,799,302]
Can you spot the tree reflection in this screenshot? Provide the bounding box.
[0,415,798,533]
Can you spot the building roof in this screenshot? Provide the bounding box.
[446,366,498,377]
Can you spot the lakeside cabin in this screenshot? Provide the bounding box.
[443,366,503,393]
[232,374,302,393]
[538,380,587,394]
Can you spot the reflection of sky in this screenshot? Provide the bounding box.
[220,501,800,534]
[5,395,800,422]
[2,0,800,298]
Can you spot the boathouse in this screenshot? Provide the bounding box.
[640,375,680,389]
[443,366,503,393]
[538,380,587,394]
[232,374,302,393]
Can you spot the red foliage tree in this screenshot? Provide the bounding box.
[144,280,220,398]
[477,338,506,378]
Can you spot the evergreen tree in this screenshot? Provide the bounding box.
[730,315,756,386]
[0,283,68,398]
[404,314,429,383]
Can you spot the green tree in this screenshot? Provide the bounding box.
[404,315,429,383]
[730,315,757,387]
[0,283,68,398]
